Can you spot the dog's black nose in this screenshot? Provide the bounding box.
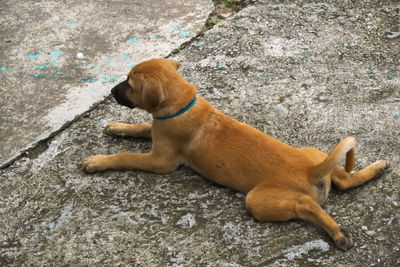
[111,84,118,96]
[111,80,136,109]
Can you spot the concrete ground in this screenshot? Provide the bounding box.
[0,0,213,168]
[1,0,399,266]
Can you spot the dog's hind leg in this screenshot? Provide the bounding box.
[245,185,353,250]
[105,122,152,138]
[331,160,389,190]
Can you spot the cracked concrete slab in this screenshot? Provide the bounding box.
[1,0,399,265]
[0,0,213,167]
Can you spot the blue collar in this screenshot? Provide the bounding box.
[155,97,197,120]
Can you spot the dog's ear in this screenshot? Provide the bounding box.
[141,75,165,111]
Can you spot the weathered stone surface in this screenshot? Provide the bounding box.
[0,0,213,167]
[1,0,399,265]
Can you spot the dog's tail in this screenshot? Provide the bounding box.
[309,137,356,183]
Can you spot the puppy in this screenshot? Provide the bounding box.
[82,58,389,250]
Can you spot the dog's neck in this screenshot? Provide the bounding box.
[153,81,197,120]
[154,96,197,120]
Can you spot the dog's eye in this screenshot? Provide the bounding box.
[126,77,135,91]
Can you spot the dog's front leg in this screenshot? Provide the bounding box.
[82,150,180,173]
[105,122,152,138]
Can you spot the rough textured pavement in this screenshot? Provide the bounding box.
[1,0,399,265]
[0,0,213,168]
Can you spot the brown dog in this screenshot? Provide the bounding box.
[82,58,389,250]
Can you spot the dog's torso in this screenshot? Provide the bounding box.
[153,96,329,200]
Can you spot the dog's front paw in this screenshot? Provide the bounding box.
[82,155,111,173]
[105,122,129,136]
[334,227,353,251]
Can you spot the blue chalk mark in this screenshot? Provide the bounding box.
[101,76,118,82]
[176,23,183,28]
[150,35,158,39]
[275,105,286,112]
[367,68,374,73]
[179,29,191,37]
[303,51,311,55]
[72,65,80,69]
[107,56,113,60]
[56,71,62,75]
[194,41,204,47]
[122,56,129,60]
[67,19,78,24]
[34,73,40,77]
[1,66,7,70]
[26,52,44,58]
[53,50,61,66]
[387,72,397,76]
[394,114,400,119]
[37,65,50,69]
[127,37,138,42]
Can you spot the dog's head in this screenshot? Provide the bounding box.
[111,58,193,114]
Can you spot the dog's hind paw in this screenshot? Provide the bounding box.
[376,160,390,170]
[370,160,390,176]
[334,227,353,251]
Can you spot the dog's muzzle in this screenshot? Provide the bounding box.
[111,80,136,109]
